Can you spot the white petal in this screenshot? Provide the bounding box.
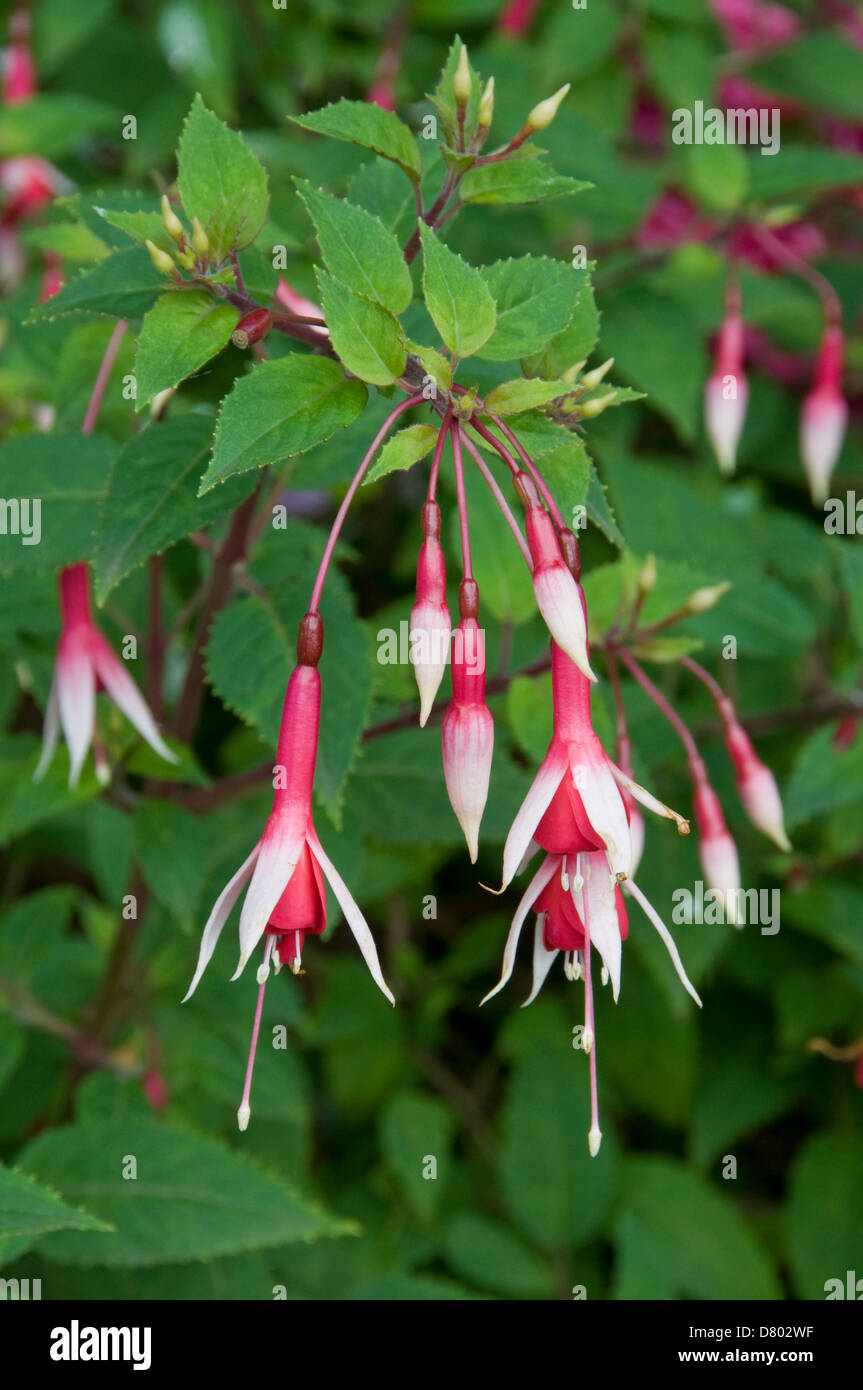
[501,744,567,889]
[93,637,178,765]
[310,836,395,1005]
[610,761,690,834]
[182,843,260,1000]
[522,916,559,1007]
[233,819,306,979]
[624,876,702,1007]
[579,856,622,1002]
[481,854,558,1004]
[57,640,95,787]
[533,567,596,681]
[576,753,632,879]
[33,672,60,781]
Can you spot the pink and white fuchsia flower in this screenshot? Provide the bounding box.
[441,584,494,862]
[484,638,700,1155]
[705,297,748,476]
[183,615,393,1130]
[411,498,452,727]
[800,322,848,504]
[35,563,177,787]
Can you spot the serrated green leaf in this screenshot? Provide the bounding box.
[0,1161,111,1244]
[177,94,269,260]
[787,1130,863,1299]
[477,257,576,362]
[20,221,109,262]
[0,434,118,574]
[379,1092,454,1221]
[0,94,115,159]
[317,272,407,386]
[364,423,438,485]
[295,180,412,315]
[291,99,422,180]
[95,204,173,253]
[134,290,239,406]
[202,355,367,492]
[461,160,590,206]
[16,1119,352,1266]
[484,377,570,415]
[419,224,495,358]
[27,246,165,323]
[93,415,256,601]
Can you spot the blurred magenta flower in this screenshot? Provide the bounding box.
[800,322,848,503]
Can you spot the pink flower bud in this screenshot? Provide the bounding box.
[410,501,451,726]
[800,324,847,503]
[693,780,742,923]
[525,504,595,681]
[705,309,748,476]
[442,616,494,862]
[723,718,790,851]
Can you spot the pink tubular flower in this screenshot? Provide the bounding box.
[36,563,177,787]
[705,300,748,476]
[497,0,541,37]
[800,323,848,504]
[692,777,743,923]
[709,0,800,54]
[722,716,790,850]
[442,589,493,862]
[525,500,595,682]
[274,277,329,340]
[410,499,451,726]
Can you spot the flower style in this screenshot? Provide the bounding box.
[36,563,177,787]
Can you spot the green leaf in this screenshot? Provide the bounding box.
[95,204,174,254]
[449,463,535,624]
[295,180,412,315]
[615,1156,780,1300]
[133,799,208,927]
[442,1211,554,1298]
[379,1092,454,1221]
[499,1039,619,1250]
[532,436,592,534]
[0,1161,110,1245]
[787,1129,863,1299]
[317,272,407,387]
[134,290,239,407]
[751,33,863,119]
[0,737,101,848]
[177,94,269,260]
[27,246,165,322]
[432,36,482,148]
[599,286,706,441]
[521,273,599,378]
[460,160,590,206]
[364,423,438,485]
[291,99,422,180]
[679,142,749,214]
[202,355,367,493]
[20,221,109,262]
[837,543,863,650]
[0,434,118,574]
[785,725,863,828]
[747,145,863,201]
[93,416,256,602]
[419,223,496,358]
[16,1118,352,1266]
[0,94,115,159]
[477,257,578,362]
[484,378,570,415]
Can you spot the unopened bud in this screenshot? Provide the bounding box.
[145,239,179,278]
[526,83,570,133]
[191,216,209,257]
[580,391,617,418]
[638,552,657,595]
[562,360,586,384]
[150,387,176,419]
[453,44,472,106]
[581,357,614,390]
[685,581,731,614]
[161,194,185,246]
[478,76,495,127]
[175,249,197,270]
[232,308,273,350]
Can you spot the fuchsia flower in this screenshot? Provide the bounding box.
[705,298,748,476]
[721,710,791,851]
[709,0,800,53]
[484,639,700,1155]
[800,322,848,504]
[36,563,177,787]
[441,586,493,862]
[497,0,541,38]
[525,496,595,682]
[692,776,743,923]
[411,499,452,726]
[184,616,393,1127]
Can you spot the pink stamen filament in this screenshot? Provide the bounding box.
[238,935,275,1130]
[458,426,532,568]
[616,647,707,786]
[450,420,473,580]
[578,855,600,1150]
[308,393,424,613]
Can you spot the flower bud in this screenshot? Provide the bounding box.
[442,613,494,862]
[145,239,179,279]
[161,194,186,246]
[191,216,209,258]
[410,501,451,726]
[693,780,742,924]
[580,357,614,391]
[684,581,731,615]
[478,76,495,128]
[705,307,748,476]
[580,391,617,419]
[723,717,790,851]
[800,323,847,504]
[526,83,570,133]
[638,552,657,596]
[232,307,273,350]
[453,44,472,107]
[525,504,595,681]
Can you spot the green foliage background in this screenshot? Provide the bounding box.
[1,0,862,1300]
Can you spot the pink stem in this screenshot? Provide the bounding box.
[459,426,532,568]
[487,414,568,532]
[616,646,706,782]
[450,420,473,580]
[427,406,453,502]
[309,393,424,613]
[81,320,127,436]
